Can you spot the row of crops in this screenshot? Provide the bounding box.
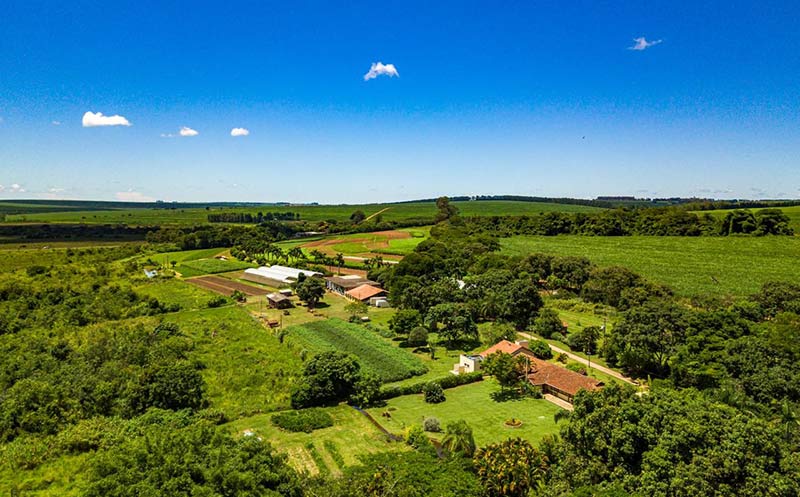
[285,318,427,382]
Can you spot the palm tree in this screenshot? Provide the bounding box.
[441,420,476,457]
[288,247,304,264]
[335,253,345,275]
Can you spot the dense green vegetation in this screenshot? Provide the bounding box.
[695,204,800,233]
[284,319,427,382]
[501,235,800,297]
[3,196,800,496]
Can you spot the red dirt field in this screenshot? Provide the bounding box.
[186,275,270,296]
[300,229,411,259]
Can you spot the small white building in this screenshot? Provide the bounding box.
[453,354,483,374]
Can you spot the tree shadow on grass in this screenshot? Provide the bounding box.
[490,389,527,403]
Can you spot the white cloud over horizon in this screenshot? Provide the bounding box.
[82,111,131,127]
[0,183,26,193]
[179,126,199,137]
[628,37,662,51]
[230,127,250,137]
[115,190,156,202]
[364,62,399,81]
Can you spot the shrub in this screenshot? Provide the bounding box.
[565,362,587,375]
[527,339,553,359]
[550,332,566,342]
[423,417,441,433]
[423,382,446,404]
[557,353,569,364]
[271,408,334,433]
[207,296,228,308]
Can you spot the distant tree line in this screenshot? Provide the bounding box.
[207,211,301,223]
[463,207,793,236]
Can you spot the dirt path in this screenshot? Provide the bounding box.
[364,207,391,222]
[518,332,637,386]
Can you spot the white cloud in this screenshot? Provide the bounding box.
[179,126,199,137]
[628,37,662,51]
[364,62,399,81]
[52,120,61,126]
[0,183,26,193]
[230,127,250,137]
[82,111,131,127]
[115,190,155,202]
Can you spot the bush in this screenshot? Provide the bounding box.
[271,408,334,433]
[566,362,587,375]
[207,296,228,308]
[550,332,566,342]
[423,382,446,404]
[527,339,553,359]
[423,417,441,433]
[557,352,569,364]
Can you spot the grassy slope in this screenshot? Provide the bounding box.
[227,405,406,476]
[368,379,562,447]
[5,200,604,225]
[693,205,800,233]
[501,235,800,297]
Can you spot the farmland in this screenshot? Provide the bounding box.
[275,226,430,259]
[3,199,604,225]
[367,379,561,447]
[284,319,428,382]
[186,275,269,296]
[500,235,800,297]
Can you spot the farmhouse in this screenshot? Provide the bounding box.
[325,275,380,295]
[266,293,293,309]
[345,284,387,302]
[243,265,322,286]
[453,339,603,403]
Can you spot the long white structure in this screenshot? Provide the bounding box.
[243,265,321,285]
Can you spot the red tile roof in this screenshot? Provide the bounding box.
[480,340,526,357]
[345,284,386,301]
[527,359,603,397]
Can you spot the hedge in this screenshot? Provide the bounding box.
[378,372,484,400]
[271,408,334,433]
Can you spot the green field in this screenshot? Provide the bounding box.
[4,200,604,225]
[693,205,800,233]
[284,319,427,382]
[367,379,562,447]
[165,306,304,417]
[501,235,800,297]
[227,405,404,475]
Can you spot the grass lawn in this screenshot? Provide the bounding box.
[368,379,562,447]
[141,247,226,265]
[163,306,304,418]
[226,405,405,476]
[0,452,89,497]
[501,235,800,297]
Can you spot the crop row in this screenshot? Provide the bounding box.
[286,318,427,382]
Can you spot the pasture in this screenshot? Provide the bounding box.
[368,379,562,447]
[501,235,800,297]
[4,200,604,225]
[284,319,427,382]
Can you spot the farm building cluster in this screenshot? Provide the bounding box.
[325,274,389,307]
[240,265,389,307]
[453,339,603,404]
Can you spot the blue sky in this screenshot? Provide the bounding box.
[1,0,798,203]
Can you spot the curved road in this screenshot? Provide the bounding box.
[518,332,637,386]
